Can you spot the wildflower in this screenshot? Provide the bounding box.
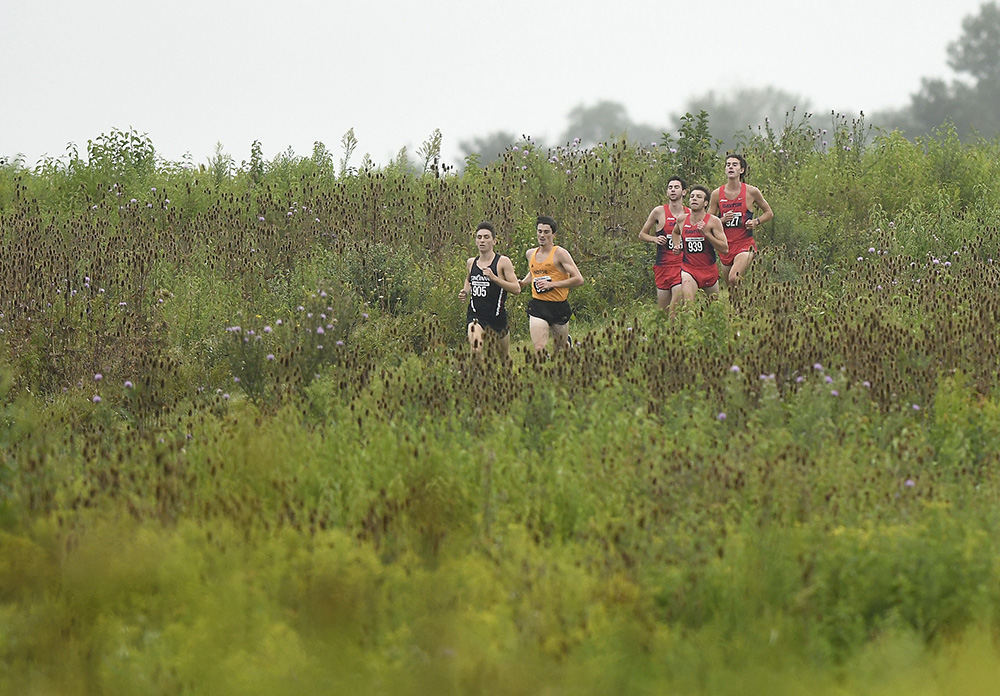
[336,340,345,346]
[759,373,774,381]
[566,169,572,174]
[276,319,283,326]
[857,256,863,261]
[151,187,156,192]
[944,261,951,267]
[361,313,369,319]
[795,375,805,383]
[862,381,871,388]
[813,363,823,371]
[729,365,741,373]
[124,380,133,388]
[317,344,323,350]
[830,390,839,396]
[222,393,230,400]
[258,216,266,222]
[316,326,325,334]
[669,148,677,154]
[118,301,127,307]
[824,375,833,384]
[868,247,875,253]
[912,404,921,411]
[904,479,915,487]
[717,412,727,421]
[92,395,101,403]
[266,354,275,361]
[94,373,103,381]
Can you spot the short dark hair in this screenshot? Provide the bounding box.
[726,153,748,182]
[476,221,495,236]
[689,185,711,200]
[667,176,686,189]
[536,215,557,233]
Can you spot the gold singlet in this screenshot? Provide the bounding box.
[529,246,570,302]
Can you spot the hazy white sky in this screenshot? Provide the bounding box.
[0,0,989,167]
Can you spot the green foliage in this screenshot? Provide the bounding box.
[4,125,1000,693]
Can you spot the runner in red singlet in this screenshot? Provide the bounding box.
[637,176,689,314]
[709,153,773,289]
[670,185,729,302]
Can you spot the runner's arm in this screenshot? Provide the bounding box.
[670,219,683,255]
[490,256,522,294]
[638,207,666,244]
[747,186,773,231]
[553,248,585,289]
[458,257,474,300]
[709,188,721,216]
[519,249,533,289]
[706,217,729,255]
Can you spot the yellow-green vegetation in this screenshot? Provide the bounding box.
[3,117,1000,694]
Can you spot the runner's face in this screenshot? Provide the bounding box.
[725,157,744,179]
[667,180,684,201]
[688,190,707,210]
[536,224,554,245]
[475,229,495,253]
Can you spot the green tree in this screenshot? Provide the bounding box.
[886,2,1000,139]
[560,100,661,147]
[673,87,811,152]
[457,130,519,166]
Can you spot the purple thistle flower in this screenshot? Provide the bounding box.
[124,380,133,389]
[824,375,833,384]
[830,390,839,397]
[729,365,741,373]
[905,479,915,487]
[813,363,823,371]
[717,412,727,421]
[92,395,101,403]
[336,340,345,346]
[266,354,275,361]
[94,373,103,381]
[316,326,325,334]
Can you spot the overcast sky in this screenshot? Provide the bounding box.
[0,0,989,168]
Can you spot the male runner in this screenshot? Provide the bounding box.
[671,186,729,301]
[708,153,773,289]
[458,221,521,358]
[519,216,584,353]
[637,176,689,313]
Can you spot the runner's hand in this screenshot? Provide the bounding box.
[655,235,668,245]
[458,287,468,300]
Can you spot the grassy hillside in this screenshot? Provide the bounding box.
[2,118,1000,694]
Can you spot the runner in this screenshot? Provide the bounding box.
[709,153,774,289]
[519,216,584,354]
[637,176,689,313]
[458,221,521,358]
[671,186,729,301]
